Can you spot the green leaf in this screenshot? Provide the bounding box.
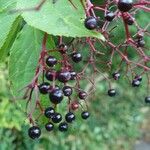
[0,0,17,12]
[9,25,55,96]
[17,0,104,39]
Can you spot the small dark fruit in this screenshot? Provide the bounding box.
[71,52,82,63]
[132,79,141,87]
[70,71,77,80]
[108,89,116,97]
[57,71,71,83]
[58,122,68,132]
[84,16,98,30]
[49,89,64,104]
[62,86,73,96]
[45,70,57,81]
[44,107,55,118]
[81,111,90,120]
[65,112,75,123]
[52,113,62,123]
[46,56,57,67]
[38,82,50,94]
[118,0,133,12]
[112,72,120,80]
[137,39,145,47]
[78,91,87,99]
[28,126,41,139]
[105,12,115,22]
[58,43,68,54]
[145,96,150,103]
[134,75,142,82]
[125,17,134,25]
[45,122,54,132]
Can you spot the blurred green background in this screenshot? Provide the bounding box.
[0,1,150,150]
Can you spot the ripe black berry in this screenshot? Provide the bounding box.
[57,71,71,83]
[81,111,90,120]
[58,122,68,132]
[52,113,62,123]
[49,89,64,104]
[84,16,98,30]
[62,86,73,96]
[125,17,134,25]
[145,96,150,103]
[108,89,116,97]
[137,39,145,47]
[134,75,142,82]
[105,12,115,22]
[45,122,54,132]
[71,52,82,63]
[44,107,55,118]
[28,126,41,139]
[65,112,75,123]
[112,72,120,80]
[132,79,141,87]
[45,70,57,81]
[46,56,57,67]
[118,0,133,12]
[70,71,77,80]
[78,91,87,99]
[58,43,68,54]
[38,82,50,94]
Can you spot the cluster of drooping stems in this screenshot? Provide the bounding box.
[17,0,150,139]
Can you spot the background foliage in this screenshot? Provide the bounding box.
[0,0,149,150]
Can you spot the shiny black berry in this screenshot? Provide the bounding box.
[44,107,55,118]
[108,89,116,97]
[28,126,41,139]
[145,96,150,103]
[62,86,73,96]
[70,71,77,80]
[132,79,141,87]
[71,52,82,63]
[57,71,71,83]
[58,43,68,54]
[137,39,145,47]
[46,56,57,67]
[52,113,62,123]
[112,72,120,80]
[84,16,98,30]
[78,91,87,99]
[134,75,142,82]
[105,12,115,22]
[125,17,134,25]
[45,122,54,132]
[118,0,133,12]
[49,89,64,104]
[58,122,68,132]
[38,82,50,94]
[65,112,75,123]
[45,70,57,81]
[81,111,90,120]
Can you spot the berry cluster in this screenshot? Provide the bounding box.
[20,0,150,139]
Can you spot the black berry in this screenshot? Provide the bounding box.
[118,0,133,12]
[46,56,57,67]
[28,126,41,139]
[57,71,71,83]
[38,82,50,94]
[84,16,98,30]
[134,75,142,82]
[52,113,62,123]
[132,79,141,87]
[145,96,150,103]
[137,39,145,47]
[58,43,68,54]
[45,70,57,81]
[81,111,90,120]
[70,71,77,80]
[45,122,54,132]
[125,17,134,25]
[65,112,75,123]
[71,52,82,63]
[44,107,55,118]
[49,89,64,104]
[78,91,87,99]
[105,12,115,22]
[112,72,120,80]
[58,122,68,132]
[108,89,116,97]
[62,86,73,96]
